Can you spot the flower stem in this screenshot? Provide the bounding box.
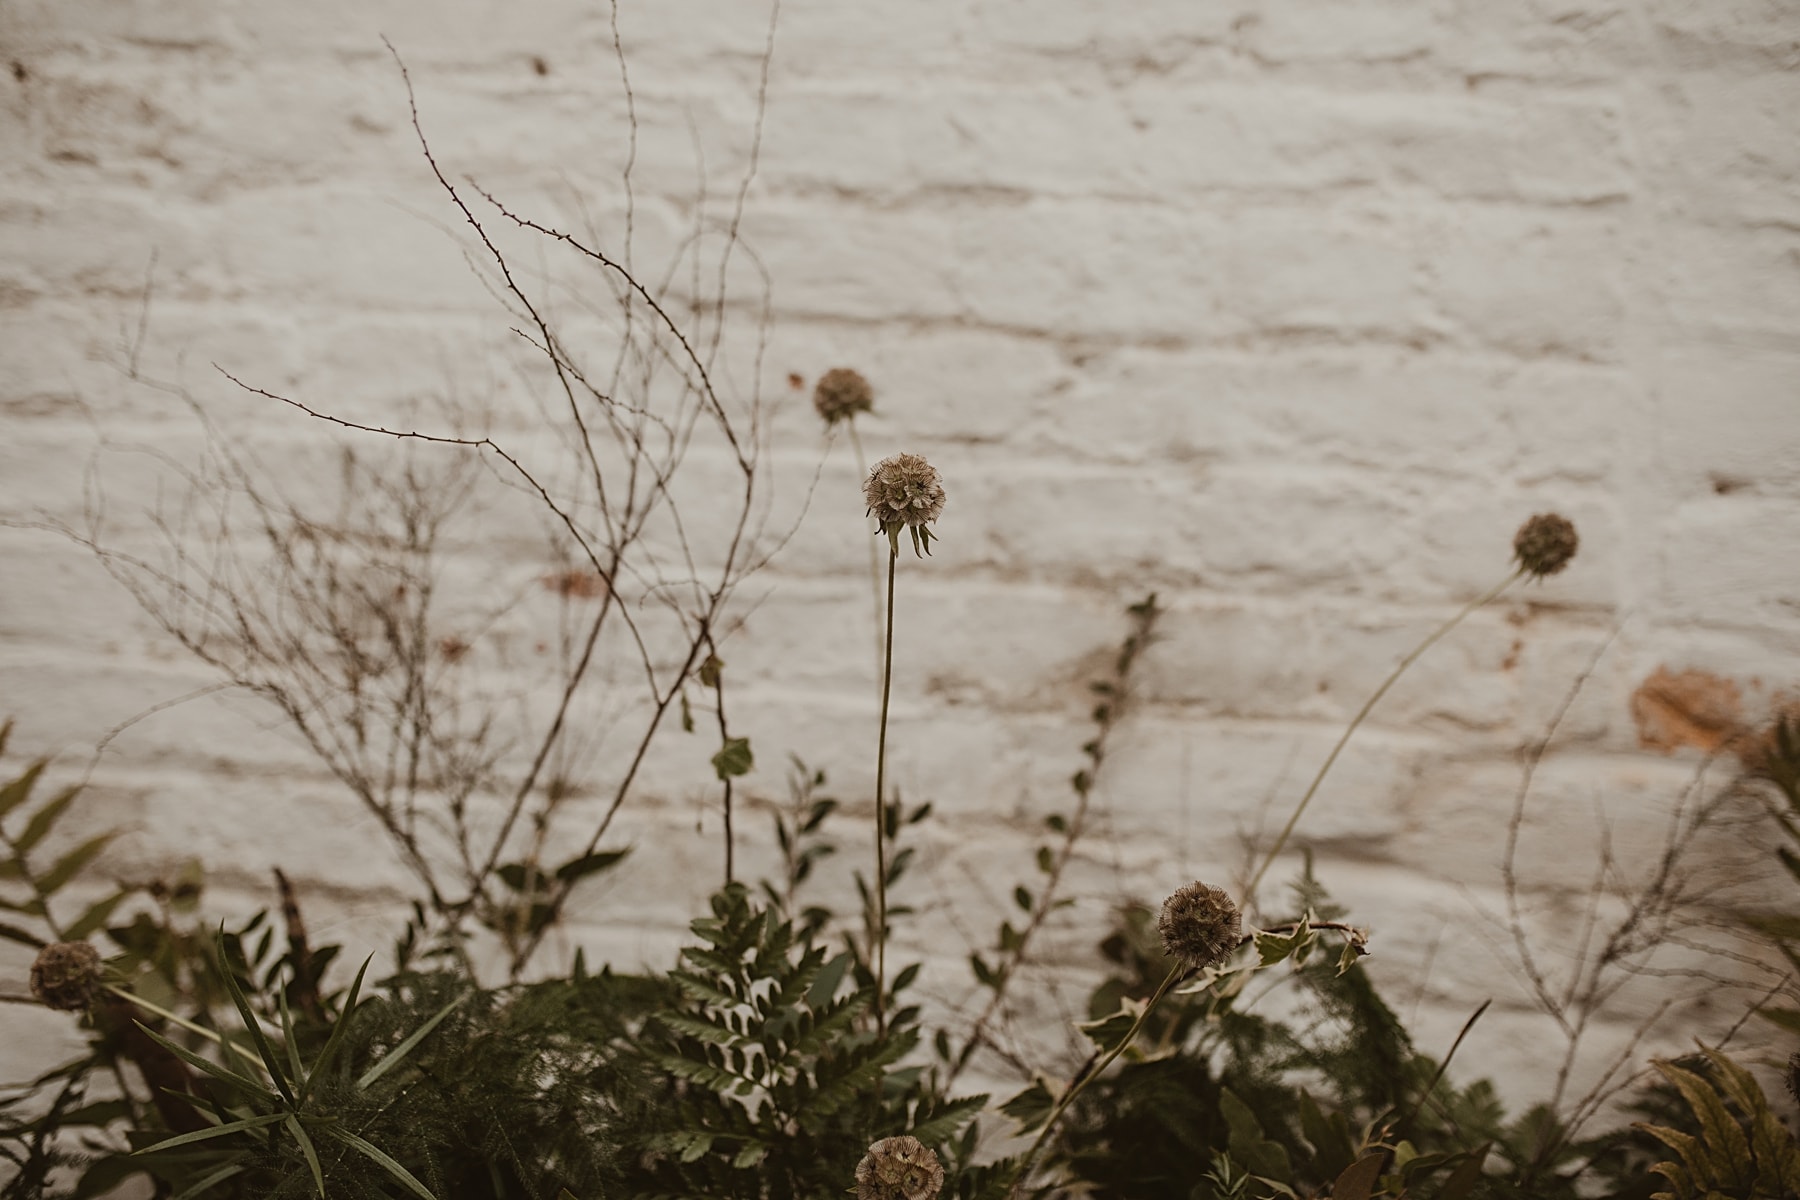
[1246,568,1522,899]
[873,542,898,1032]
[1010,963,1185,1197]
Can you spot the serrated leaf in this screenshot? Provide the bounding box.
[36,833,115,896]
[712,737,753,780]
[0,920,47,948]
[16,784,81,857]
[1655,1061,1752,1189]
[0,760,47,822]
[1077,1001,1141,1056]
[1255,920,1312,968]
[65,890,128,940]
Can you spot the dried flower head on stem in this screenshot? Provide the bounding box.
[855,1136,945,1200]
[1513,512,1579,579]
[30,941,103,1012]
[1158,881,1243,972]
[865,453,946,558]
[814,367,875,426]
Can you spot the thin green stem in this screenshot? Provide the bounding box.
[873,543,898,1032]
[846,419,884,680]
[106,984,228,1046]
[1010,963,1185,1197]
[1246,568,1522,899]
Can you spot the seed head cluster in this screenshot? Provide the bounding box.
[813,367,875,426]
[1512,513,1579,579]
[1158,881,1242,972]
[854,1136,945,1200]
[30,941,104,1012]
[864,453,946,557]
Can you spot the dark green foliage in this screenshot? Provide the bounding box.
[1041,879,1672,1200]
[628,882,984,1200]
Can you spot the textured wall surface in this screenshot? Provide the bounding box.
[3,0,1799,1116]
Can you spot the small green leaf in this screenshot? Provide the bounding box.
[1044,814,1067,834]
[1332,1152,1386,1200]
[712,737,753,780]
[555,849,631,884]
[698,653,723,688]
[1014,886,1033,912]
[1078,1002,1140,1056]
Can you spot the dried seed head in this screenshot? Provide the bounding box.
[1158,881,1242,972]
[855,1135,945,1200]
[864,452,946,557]
[1513,513,1579,579]
[30,941,103,1012]
[813,367,875,425]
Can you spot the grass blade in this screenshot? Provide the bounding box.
[299,955,370,1103]
[168,1162,246,1200]
[325,1126,438,1200]
[286,1114,326,1198]
[356,990,469,1091]
[214,932,295,1106]
[134,1111,285,1154]
[134,1022,277,1102]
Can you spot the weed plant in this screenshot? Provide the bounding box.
[2,17,1795,1200]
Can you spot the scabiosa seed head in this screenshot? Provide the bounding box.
[864,452,946,558]
[854,1135,945,1200]
[1158,881,1242,972]
[1513,513,1579,579]
[30,941,103,1012]
[813,367,875,426]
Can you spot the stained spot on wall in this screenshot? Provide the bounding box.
[1630,666,1744,754]
[542,570,609,599]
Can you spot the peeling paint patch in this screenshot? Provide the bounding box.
[1630,666,1745,754]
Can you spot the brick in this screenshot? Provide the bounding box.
[1653,225,1800,353]
[1426,207,1626,360]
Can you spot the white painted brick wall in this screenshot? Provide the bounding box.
[4,0,1799,1118]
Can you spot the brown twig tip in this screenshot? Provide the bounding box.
[864,452,945,558]
[855,1136,945,1200]
[1157,881,1242,972]
[30,941,104,1012]
[813,367,875,425]
[1513,512,1579,579]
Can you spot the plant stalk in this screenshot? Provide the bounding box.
[1246,568,1521,899]
[873,542,898,1031]
[1010,963,1186,1197]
